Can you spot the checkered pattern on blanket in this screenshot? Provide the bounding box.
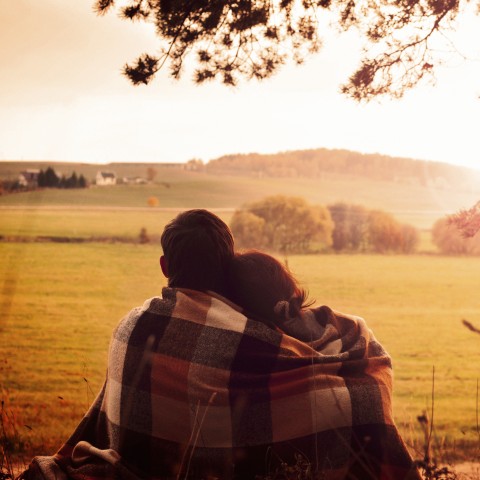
[21,287,420,480]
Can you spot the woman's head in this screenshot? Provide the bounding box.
[227,250,310,324]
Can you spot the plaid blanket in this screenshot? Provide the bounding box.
[21,287,420,480]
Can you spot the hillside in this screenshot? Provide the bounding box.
[206,148,480,191]
[1,150,479,230]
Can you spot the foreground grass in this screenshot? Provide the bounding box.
[1,242,167,458]
[1,242,480,463]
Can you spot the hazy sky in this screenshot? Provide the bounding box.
[1,0,480,169]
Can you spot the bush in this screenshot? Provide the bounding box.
[328,202,369,252]
[147,196,160,207]
[231,195,333,254]
[328,203,419,253]
[432,217,480,254]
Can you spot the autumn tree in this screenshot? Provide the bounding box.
[398,224,420,254]
[432,216,480,254]
[367,211,397,253]
[327,202,418,253]
[94,0,470,100]
[147,167,158,182]
[327,202,369,252]
[231,195,333,253]
[147,196,160,207]
[230,210,267,250]
[367,210,419,253]
[448,201,480,238]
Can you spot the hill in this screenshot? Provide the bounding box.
[206,148,480,191]
[1,149,479,230]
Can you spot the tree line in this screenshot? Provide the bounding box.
[205,148,476,190]
[38,167,87,189]
[232,195,480,255]
[230,196,420,255]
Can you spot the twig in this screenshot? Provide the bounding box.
[462,319,480,335]
[476,379,480,453]
[0,400,13,480]
[426,366,435,463]
[178,391,217,480]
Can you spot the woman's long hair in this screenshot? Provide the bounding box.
[227,250,313,326]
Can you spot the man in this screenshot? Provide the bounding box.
[159,208,234,297]
[21,209,420,480]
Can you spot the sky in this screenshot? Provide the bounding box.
[1,0,480,170]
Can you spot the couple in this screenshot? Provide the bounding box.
[21,209,420,480]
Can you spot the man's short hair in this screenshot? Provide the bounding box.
[161,209,234,295]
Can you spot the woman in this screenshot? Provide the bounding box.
[227,249,324,341]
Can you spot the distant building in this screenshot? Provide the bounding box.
[122,176,147,185]
[96,171,116,186]
[18,169,40,187]
[185,159,205,171]
[159,163,186,169]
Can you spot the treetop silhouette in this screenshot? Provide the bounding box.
[94,0,468,100]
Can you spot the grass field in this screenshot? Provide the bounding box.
[0,207,192,240]
[1,236,480,462]
[0,206,436,252]
[1,176,480,467]
[2,169,479,230]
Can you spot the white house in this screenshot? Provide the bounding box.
[96,171,116,186]
[18,169,40,187]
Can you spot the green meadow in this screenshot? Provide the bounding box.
[0,207,188,240]
[2,167,479,229]
[1,177,480,463]
[2,240,480,460]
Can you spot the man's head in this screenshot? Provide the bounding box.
[160,209,234,295]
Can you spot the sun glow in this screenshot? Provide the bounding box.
[0,1,479,170]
